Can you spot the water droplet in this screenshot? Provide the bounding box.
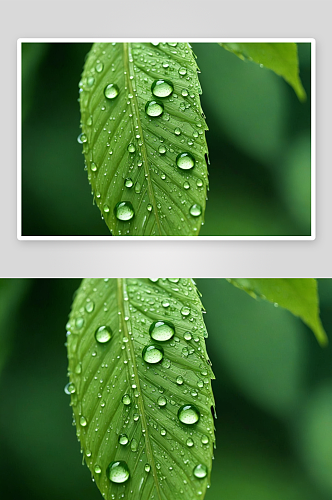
[95,325,112,344]
[176,375,184,385]
[90,162,97,172]
[174,127,181,136]
[104,83,119,99]
[186,438,194,447]
[196,179,203,187]
[181,88,189,97]
[144,463,151,472]
[183,181,190,189]
[160,428,167,436]
[131,438,138,451]
[79,416,87,427]
[181,306,190,316]
[124,178,133,188]
[178,404,200,425]
[158,145,166,154]
[176,152,195,170]
[147,204,153,212]
[162,300,170,308]
[151,79,174,98]
[86,449,92,457]
[157,396,167,407]
[145,100,164,117]
[107,461,130,484]
[114,201,135,221]
[118,434,129,445]
[64,382,76,395]
[127,143,136,153]
[189,204,202,217]
[122,394,131,405]
[142,345,164,364]
[75,317,84,329]
[103,204,110,213]
[193,464,207,479]
[94,465,102,474]
[87,116,93,126]
[133,413,140,422]
[178,67,187,76]
[75,362,82,374]
[87,76,95,87]
[201,435,209,444]
[95,62,104,73]
[85,301,95,313]
[77,133,87,144]
[149,320,175,341]
[197,380,204,388]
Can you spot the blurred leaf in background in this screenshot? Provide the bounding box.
[21,42,312,236]
[1,278,330,500]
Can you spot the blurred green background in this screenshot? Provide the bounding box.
[21,43,312,236]
[0,278,331,500]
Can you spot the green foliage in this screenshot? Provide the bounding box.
[220,42,306,101]
[227,278,327,345]
[79,43,208,236]
[66,278,215,500]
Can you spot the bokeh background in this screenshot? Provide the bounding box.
[21,42,312,236]
[0,278,331,500]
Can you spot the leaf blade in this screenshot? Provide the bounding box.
[79,43,209,235]
[67,278,215,500]
[227,278,328,346]
[219,42,306,101]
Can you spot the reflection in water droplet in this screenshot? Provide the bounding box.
[178,404,200,425]
[104,83,119,99]
[122,394,131,405]
[149,320,175,341]
[114,201,135,221]
[95,325,112,344]
[151,79,174,98]
[181,88,189,97]
[183,181,190,190]
[103,204,110,213]
[118,434,129,445]
[176,152,195,170]
[107,461,130,483]
[157,396,167,407]
[189,204,202,217]
[64,382,76,395]
[193,464,208,479]
[145,100,164,117]
[142,345,164,364]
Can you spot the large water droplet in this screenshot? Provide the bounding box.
[178,404,200,425]
[142,345,164,364]
[95,325,112,344]
[149,320,175,341]
[145,100,164,117]
[124,178,133,188]
[118,434,129,445]
[107,461,130,484]
[193,464,207,479]
[104,83,119,99]
[122,394,131,405]
[64,382,76,395]
[114,201,135,221]
[176,152,195,170]
[127,143,136,153]
[189,204,202,217]
[151,79,174,98]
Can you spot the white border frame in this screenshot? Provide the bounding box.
[17,38,316,241]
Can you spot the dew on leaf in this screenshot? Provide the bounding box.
[107,461,130,484]
[178,67,187,76]
[104,83,119,99]
[142,345,164,364]
[118,434,129,445]
[145,463,151,472]
[149,320,175,341]
[178,404,200,425]
[157,395,167,407]
[79,416,87,427]
[201,435,209,444]
[186,438,194,447]
[64,382,76,395]
[196,179,203,187]
[181,88,189,97]
[158,145,166,154]
[130,438,138,451]
[193,464,208,479]
[151,79,174,98]
[77,133,87,144]
[103,204,110,213]
[114,201,135,221]
[90,162,97,172]
[176,375,184,385]
[127,143,136,153]
[124,178,133,188]
[160,428,167,436]
[94,465,102,474]
[183,181,190,190]
[176,152,195,170]
[181,306,191,316]
[95,325,112,344]
[95,62,104,73]
[145,100,164,117]
[147,204,153,212]
[174,127,181,136]
[122,393,131,405]
[189,204,202,217]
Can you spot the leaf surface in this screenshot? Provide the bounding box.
[227,278,327,346]
[220,42,306,101]
[66,278,215,500]
[79,43,209,235]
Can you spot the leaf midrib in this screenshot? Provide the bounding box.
[117,278,163,500]
[123,43,163,235]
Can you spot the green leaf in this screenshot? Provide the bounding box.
[79,43,209,236]
[66,278,215,500]
[219,42,306,101]
[227,278,328,346]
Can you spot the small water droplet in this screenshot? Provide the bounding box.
[77,133,87,144]
[160,428,167,436]
[90,162,97,172]
[145,100,164,117]
[181,88,189,97]
[201,435,209,444]
[157,396,167,407]
[189,204,202,217]
[186,438,194,447]
[87,76,95,87]
[176,152,195,170]
[85,301,95,313]
[196,179,203,187]
[103,204,110,213]
[133,413,140,422]
[114,201,135,221]
[142,345,164,364]
[178,404,200,425]
[95,62,104,73]
[95,325,112,344]
[147,204,153,212]
[127,143,136,153]
[181,306,190,316]
[64,382,76,395]
[144,463,151,472]
[193,464,207,479]
[151,79,174,98]
[149,320,175,341]
[79,416,87,427]
[107,461,130,483]
[124,178,133,188]
[174,127,181,136]
[183,181,190,189]
[176,375,184,385]
[178,67,187,76]
[158,145,166,154]
[104,83,119,99]
[122,394,131,405]
[94,465,102,474]
[118,434,129,445]
[75,363,82,374]
[131,438,138,451]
